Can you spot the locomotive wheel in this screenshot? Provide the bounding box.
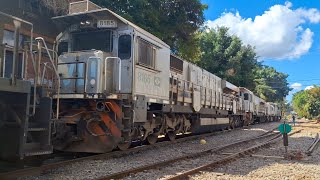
[117,141,131,151]
[146,133,158,145]
[166,131,176,141]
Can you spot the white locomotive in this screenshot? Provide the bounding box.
[50,1,281,153]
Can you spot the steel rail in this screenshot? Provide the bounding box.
[0,124,279,179]
[97,129,280,180]
[167,129,302,180]
[306,133,320,156]
[0,124,256,178]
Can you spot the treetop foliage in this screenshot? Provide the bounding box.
[197,27,291,102]
[41,0,207,60]
[92,0,207,60]
[198,27,258,90]
[254,65,291,102]
[292,87,320,119]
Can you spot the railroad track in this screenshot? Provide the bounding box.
[168,129,302,180]
[0,123,278,179]
[96,128,282,180]
[306,133,320,156]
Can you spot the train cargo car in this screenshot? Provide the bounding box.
[0,13,53,161]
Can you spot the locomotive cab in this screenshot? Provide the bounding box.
[54,18,133,96]
[239,87,254,112]
[239,87,254,125]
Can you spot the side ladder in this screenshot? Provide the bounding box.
[23,86,53,157]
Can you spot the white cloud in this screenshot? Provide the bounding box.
[290,82,302,90]
[305,85,314,90]
[285,1,293,8]
[206,2,320,60]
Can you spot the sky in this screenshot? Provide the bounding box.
[201,0,320,102]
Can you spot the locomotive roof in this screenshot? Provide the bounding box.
[239,87,253,93]
[222,80,239,93]
[52,8,170,48]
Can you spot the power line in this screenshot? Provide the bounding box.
[287,78,320,82]
[268,84,320,89]
[256,79,320,84]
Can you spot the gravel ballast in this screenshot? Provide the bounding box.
[191,119,320,180]
[24,122,280,180]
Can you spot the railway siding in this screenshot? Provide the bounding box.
[19,122,280,180]
[191,119,320,180]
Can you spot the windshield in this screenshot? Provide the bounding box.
[72,30,113,52]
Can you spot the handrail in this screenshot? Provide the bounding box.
[35,37,60,120]
[27,42,59,66]
[41,62,53,86]
[0,11,37,115]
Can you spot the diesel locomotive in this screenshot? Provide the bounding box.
[0,1,281,160]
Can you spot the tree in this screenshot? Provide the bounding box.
[40,0,207,60]
[254,65,291,102]
[292,86,320,118]
[197,27,290,103]
[306,87,320,117]
[40,0,76,15]
[197,27,258,90]
[85,0,208,60]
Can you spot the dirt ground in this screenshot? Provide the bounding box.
[191,119,320,180]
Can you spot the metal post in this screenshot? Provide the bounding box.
[87,0,89,12]
[283,121,288,154]
[12,20,21,85]
[36,41,42,85]
[35,37,60,119]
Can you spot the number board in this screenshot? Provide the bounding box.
[97,20,117,28]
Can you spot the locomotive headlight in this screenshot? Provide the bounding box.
[90,79,96,85]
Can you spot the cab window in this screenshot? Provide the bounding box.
[244,93,249,100]
[58,41,68,55]
[72,30,112,52]
[118,35,132,60]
